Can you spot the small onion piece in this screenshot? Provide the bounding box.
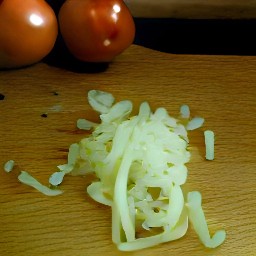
[88,90,115,114]
[186,117,205,131]
[4,160,15,172]
[77,119,97,130]
[180,104,190,119]
[186,191,226,248]
[204,130,215,160]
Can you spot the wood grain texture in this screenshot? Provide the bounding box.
[0,45,255,256]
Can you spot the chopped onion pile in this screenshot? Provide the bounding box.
[50,90,225,251]
[3,90,225,251]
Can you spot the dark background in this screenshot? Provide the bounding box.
[134,18,256,55]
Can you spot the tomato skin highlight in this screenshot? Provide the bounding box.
[0,0,58,69]
[58,0,135,62]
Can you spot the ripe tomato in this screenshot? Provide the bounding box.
[0,0,58,69]
[58,0,135,62]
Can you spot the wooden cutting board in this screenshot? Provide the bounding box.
[0,45,255,255]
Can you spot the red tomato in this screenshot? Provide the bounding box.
[58,0,135,62]
[0,0,58,69]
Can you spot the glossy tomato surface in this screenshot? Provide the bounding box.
[58,0,135,62]
[0,0,58,69]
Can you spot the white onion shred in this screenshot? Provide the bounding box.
[204,130,215,160]
[49,171,66,186]
[53,90,225,251]
[180,104,190,119]
[77,119,97,130]
[186,117,205,131]
[49,143,80,185]
[186,191,226,248]
[4,160,15,172]
[18,171,62,196]
[88,90,115,114]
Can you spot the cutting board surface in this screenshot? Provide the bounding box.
[0,45,255,255]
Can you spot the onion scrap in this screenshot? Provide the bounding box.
[51,90,225,251]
